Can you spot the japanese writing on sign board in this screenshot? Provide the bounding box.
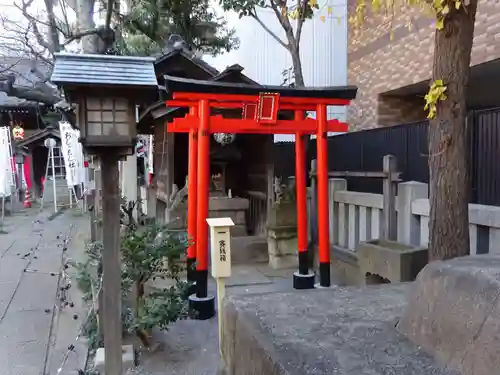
[219,237,227,262]
[64,131,77,170]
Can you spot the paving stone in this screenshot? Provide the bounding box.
[8,273,59,311]
[0,256,27,282]
[0,309,53,340]
[0,210,87,375]
[0,282,18,315]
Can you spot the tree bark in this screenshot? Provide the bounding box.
[291,46,305,87]
[428,1,478,261]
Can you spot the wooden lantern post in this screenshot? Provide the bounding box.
[51,53,157,375]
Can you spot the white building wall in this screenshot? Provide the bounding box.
[205,0,348,142]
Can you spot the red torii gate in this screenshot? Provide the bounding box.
[164,76,357,319]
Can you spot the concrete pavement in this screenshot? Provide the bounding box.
[0,209,88,375]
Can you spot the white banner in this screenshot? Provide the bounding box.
[59,121,84,187]
[0,127,12,197]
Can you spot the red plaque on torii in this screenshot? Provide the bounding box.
[163,75,357,318]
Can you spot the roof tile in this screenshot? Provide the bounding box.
[51,53,158,87]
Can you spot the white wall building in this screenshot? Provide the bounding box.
[205,0,348,141]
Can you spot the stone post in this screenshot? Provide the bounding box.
[328,178,347,245]
[397,181,428,246]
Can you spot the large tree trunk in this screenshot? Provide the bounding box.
[428,1,478,261]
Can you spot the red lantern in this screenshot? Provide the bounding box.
[12,125,24,140]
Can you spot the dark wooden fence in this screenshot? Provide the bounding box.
[273,107,500,206]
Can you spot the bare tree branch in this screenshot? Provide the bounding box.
[268,0,296,49]
[15,0,55,53]
[295,0,308,46]
[0,59,23,74]
[249,11,288,49]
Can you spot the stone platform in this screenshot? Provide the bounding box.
[221,283,458,375]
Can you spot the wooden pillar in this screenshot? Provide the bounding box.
[295,131,308,272]
[187,124,198,286]
[293,110,316,290]
[89,189,97,242]
[100,151,123,375]
[95,167,103,242]
[316,103,331,287]
[196,99,210,299]
[189,99,215,320]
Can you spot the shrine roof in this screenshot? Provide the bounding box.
[16,125,60,149]
[51,53,158,88]
[155,49,220,77]
[164,75,358,100]
[0,56,52,108]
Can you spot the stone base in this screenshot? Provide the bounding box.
[329,246,363,286]
[168,197,249,233]
[314,283,335,289]
[357,239,428,283]
[220,284,455,375]
[267,226,298,270]
[188,294,215,320]
[94,344,135,373]
[293,271,315,289]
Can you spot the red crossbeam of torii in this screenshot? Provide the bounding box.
[162,75,357,319]
[166,92,350,134]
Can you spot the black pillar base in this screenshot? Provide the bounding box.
[317,262,331,288]
[188,294,215,320]
[293,271,315,289]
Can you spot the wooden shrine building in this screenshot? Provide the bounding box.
[0,57,65,200]
[137,49,274,237]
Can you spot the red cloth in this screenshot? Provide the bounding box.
[23,156,32,190]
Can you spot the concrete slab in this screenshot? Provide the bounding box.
[221,284,459,375]
[0,256,27,282]
[225,265,275,287]
[0,309,53,340]
[0,210,88,375]
[0,282,19,315]
[8,273,59,311]
[0,340,48,375]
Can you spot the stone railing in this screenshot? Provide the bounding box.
[326,179,500,255]
[412,198,500,255]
